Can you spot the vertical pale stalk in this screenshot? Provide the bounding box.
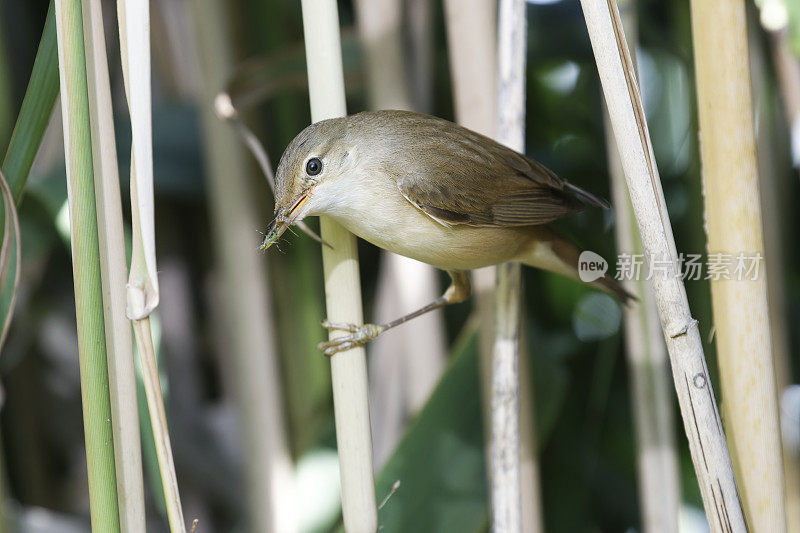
[443,0,497,420]
[754,12,800,530]
[191,0,297,531]
[81,1,145,530]
[491,265,523,531]
[300,0,378,531]
[444,0,497,138]
[53,0,120,530]
[354,0,446,469]
[117,2,185,531]
[405,0,434,113]
[490,2,536,532]
[603,1,680,531]
[689,0,785,529]
[607,132,680,532]
[445,3,542,531]
[755,25,800,531]
[355,0,409,110]
[769,28,800,170]
[578,0,746,530]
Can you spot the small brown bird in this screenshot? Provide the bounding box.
[263,110,630,355]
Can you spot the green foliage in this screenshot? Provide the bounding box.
[373,322,487,533]
[2,1,58,202]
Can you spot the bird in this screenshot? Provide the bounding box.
[262,110,631,355]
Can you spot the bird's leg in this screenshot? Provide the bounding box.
[318,270,471,356]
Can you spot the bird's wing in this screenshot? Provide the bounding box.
[396,121,609,228]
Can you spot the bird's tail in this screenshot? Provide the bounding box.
[519,225,635,304]
[564,181,611,210]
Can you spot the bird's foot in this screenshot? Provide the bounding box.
[318,319,387,356]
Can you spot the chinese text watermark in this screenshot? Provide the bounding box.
[578,251,763,281]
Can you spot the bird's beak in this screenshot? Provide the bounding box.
[260,190,311,250]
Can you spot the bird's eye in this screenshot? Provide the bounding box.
[306,157,323,176]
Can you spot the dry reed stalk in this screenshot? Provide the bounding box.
[606,127,681,532]
[748,16,800,531]
[443,0,497,388]
[354,0,446,469]
[602,1,680,531]
[132,318,183,532]
[117,1,185,530]
[490,261,523,532]
[763,17,800,532]
[689,0,785,529]
[490,2,541,532]
[300,0,378,530]
[80,1,145,529]
[405,0,434,113]
[444,2,543,531]
[769,28,800,171]
[579,0,746,530]
[191,0,297,530]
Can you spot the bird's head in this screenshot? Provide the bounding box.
[261,117,353,250]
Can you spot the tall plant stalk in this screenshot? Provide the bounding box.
[490,2,539,532]
[192,0,297,530]
[81,0,145,529]
[444,3,542,531]
[299,0,378,531]
[443,0,497,394]
[53,0,120,529]
[603,1,679,530]
[405,0,433,113]
[753,20,800,530]
[606,122,680,532]
[578,0,746,530]
[354,0,447,469]
[769,27,800,173]
[117,1,185,530]
[689,0,785,528]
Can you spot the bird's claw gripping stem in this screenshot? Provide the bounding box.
[318,319,387,356]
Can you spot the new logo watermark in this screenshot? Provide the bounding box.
[576,250,763,282]
[578,251,608,282]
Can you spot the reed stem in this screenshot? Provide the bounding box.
[81,0,145,529]
[579,0,746,529]
[117,1,185,529]
[133,318,184,532]
[54,0,120,528]
[689,0,785,528]
[193,0,296,529]
[300,0,378,530]
[490,2,536,531]
[602,2,680,531]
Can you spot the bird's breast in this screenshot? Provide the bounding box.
[322,175,529,271]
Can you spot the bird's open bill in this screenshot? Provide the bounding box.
[260,191,310,250]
